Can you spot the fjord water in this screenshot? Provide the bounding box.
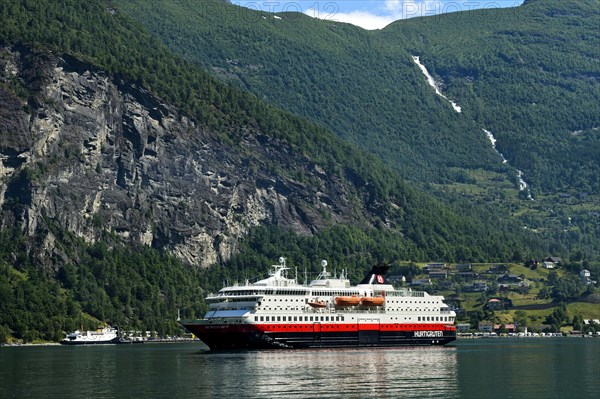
[1,339,598,398]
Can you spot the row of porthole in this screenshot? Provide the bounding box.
[255,315,344,322]
[261,324,448,331]
[418,316,453,322]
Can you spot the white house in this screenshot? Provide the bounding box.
[580,269,596,285]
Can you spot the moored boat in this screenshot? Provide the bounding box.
[60,326,121,345]
[180,258,456,350]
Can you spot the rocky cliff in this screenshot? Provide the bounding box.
[0,46,384,267]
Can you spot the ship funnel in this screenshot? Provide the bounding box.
[359,262,389,285]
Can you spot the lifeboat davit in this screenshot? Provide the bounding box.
[308,301,327,308]
[361,296,385,306]
[335,296,360,307]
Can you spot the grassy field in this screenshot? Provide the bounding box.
[416,261,598,331]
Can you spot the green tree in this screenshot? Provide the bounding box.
[572,314,583,331]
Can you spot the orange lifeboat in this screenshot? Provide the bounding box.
[335,296,361,307]
[308,300,327,308]
[361,296,385,306]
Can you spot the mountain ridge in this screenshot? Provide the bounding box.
[120,0,599,195]
[0,0,541,269]
[0,0,594,342]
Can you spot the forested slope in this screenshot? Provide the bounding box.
[0,0,545,342]
[119,0,600,194]
[381,0,600,193]
[118,0,503,185]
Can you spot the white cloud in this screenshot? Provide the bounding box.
[304,0,521,30]
[304,0,441,30]
[318,10,397,30]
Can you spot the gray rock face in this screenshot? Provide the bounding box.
[0,47,378,267]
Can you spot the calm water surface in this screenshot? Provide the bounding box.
[1,338,598,398]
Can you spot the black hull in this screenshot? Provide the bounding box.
[183,325,456,350]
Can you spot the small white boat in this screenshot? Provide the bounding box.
[60,326,120,345]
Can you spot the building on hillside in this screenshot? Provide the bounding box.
[486,298,503,310]
[456,271,479,280]
[425,263,446,272]
[411,278,432,286]
[498,273,527,289]
[580,269,597,285]
[428,271,448,279]
[478,321,494,332]
[455,263,472,272]
[542,256,561,269]
[387,275,406,284]
[486,264,509,274]
[544,256,562,264]
[456,323,471,332]
[487,297,513,309]
[494,324,516,333]
[463,281,487,292]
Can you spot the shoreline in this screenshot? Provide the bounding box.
[457,333,599,339]
[1,337,202,347]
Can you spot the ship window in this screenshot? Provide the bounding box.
[277,317,281,321]
[310,317,313,321]
[265,316,269,321]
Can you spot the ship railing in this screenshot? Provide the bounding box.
[302,307,386,315]
[386,290,425,297]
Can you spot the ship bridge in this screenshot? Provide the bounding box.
[252,257,297,287]
[309,260,351,289]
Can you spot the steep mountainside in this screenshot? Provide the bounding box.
[381,0,600,193]
[120,0,600,194]
[0,47,379,267]
[0,0,592,343]
[0,0,540,270]
[118,0,503,185]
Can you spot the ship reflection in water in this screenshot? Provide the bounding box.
[2,340,597,398]
[192,347,458,398]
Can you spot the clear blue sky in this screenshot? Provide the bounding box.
[232,1,525,29]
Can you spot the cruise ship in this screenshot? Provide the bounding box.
[180,258,457,349]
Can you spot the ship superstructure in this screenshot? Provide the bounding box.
[181,258,456,349]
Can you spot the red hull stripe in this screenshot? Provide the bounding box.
[187,323,456,334]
